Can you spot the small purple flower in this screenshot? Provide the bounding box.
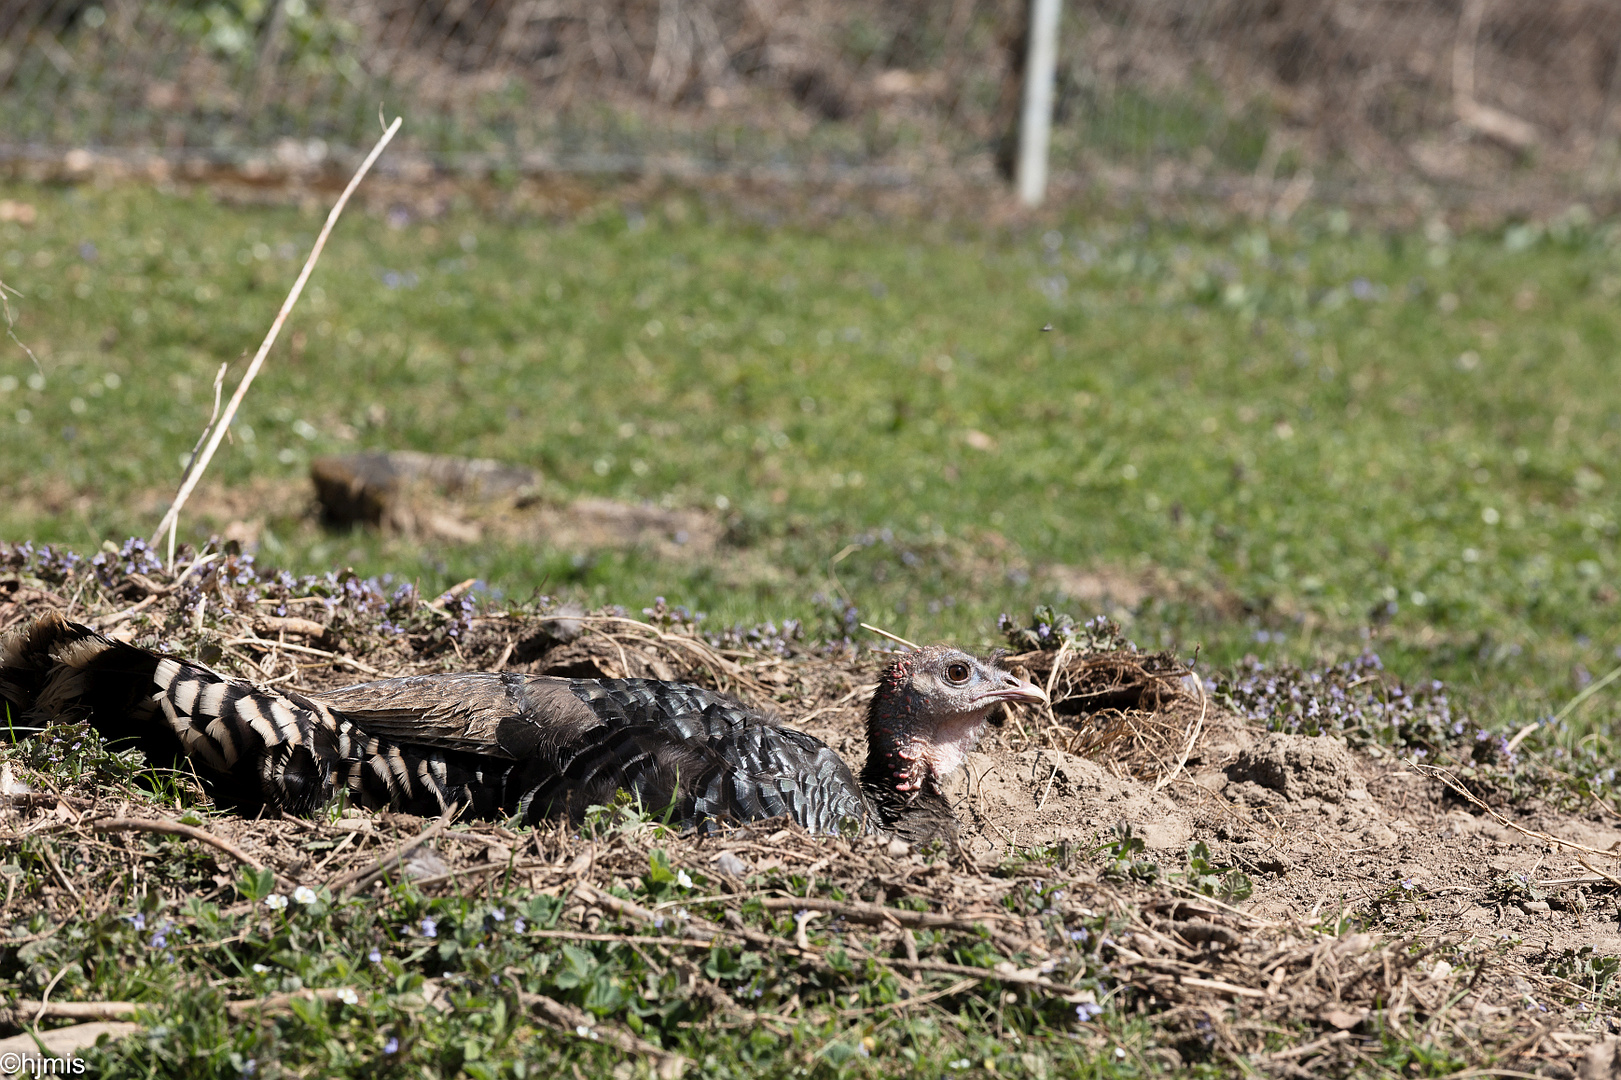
[514,918,526,933]
[383,1037,400,1054]
[368,948,382,963]
[1075,1001,1103,1021]
[420,917,437,938]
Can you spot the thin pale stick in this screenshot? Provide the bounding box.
[1503,719,1541,755]
[32,962,71,1026]
[1575,854,1621,889]
[151,116,403,559]
[224,988,359,1019]
[1036,764,1060,810]
[328,807,455,895]
[859,622,920,650]
[1043,637,1072,728]
[1154,671,1208,792]
[1413,762,1621,871]
[1553,658,1621,725]
[1502,659,1621,758]
[827,543,860,608]
[221,635,383,676]
[525,613,761,691]
[0,278,41,373]
[169,361,230,566]
[84,817,268,872]
[10,1001,137,1024]
[172,551,222,592]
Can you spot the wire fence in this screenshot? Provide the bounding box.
[2,0,1619,212]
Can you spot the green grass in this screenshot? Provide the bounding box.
[0,776,1166,1080]
[6,182,1619,1073]
[3,184,1621,742]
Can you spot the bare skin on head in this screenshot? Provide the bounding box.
[860,646,1047,840]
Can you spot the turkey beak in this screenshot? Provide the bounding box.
[977,673,1048,708]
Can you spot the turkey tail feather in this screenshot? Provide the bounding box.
[2,612,347,813]
[1,612,882,835]
[2,610,189,761]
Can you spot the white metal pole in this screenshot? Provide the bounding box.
[1017,0,1062,207]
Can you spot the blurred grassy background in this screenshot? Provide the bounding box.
[3,183,1619,738]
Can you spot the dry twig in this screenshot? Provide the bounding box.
[331,809,455,897]
[1155,671,1207,792]
[82,817,270,874]
[522,991,687,1078]
[222,636,382,676]
[150,115,403,565]
[1412,763,1621,884]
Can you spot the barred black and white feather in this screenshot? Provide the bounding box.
[0,612,1044,841]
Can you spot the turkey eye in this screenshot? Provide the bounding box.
[946,662,970,683]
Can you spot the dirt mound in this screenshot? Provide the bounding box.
[1225,732,1366,805]
[950,747,1186,855]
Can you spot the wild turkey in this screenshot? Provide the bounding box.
[0,612,1045,843]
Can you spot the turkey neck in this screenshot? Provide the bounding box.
[858,673,960,839]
